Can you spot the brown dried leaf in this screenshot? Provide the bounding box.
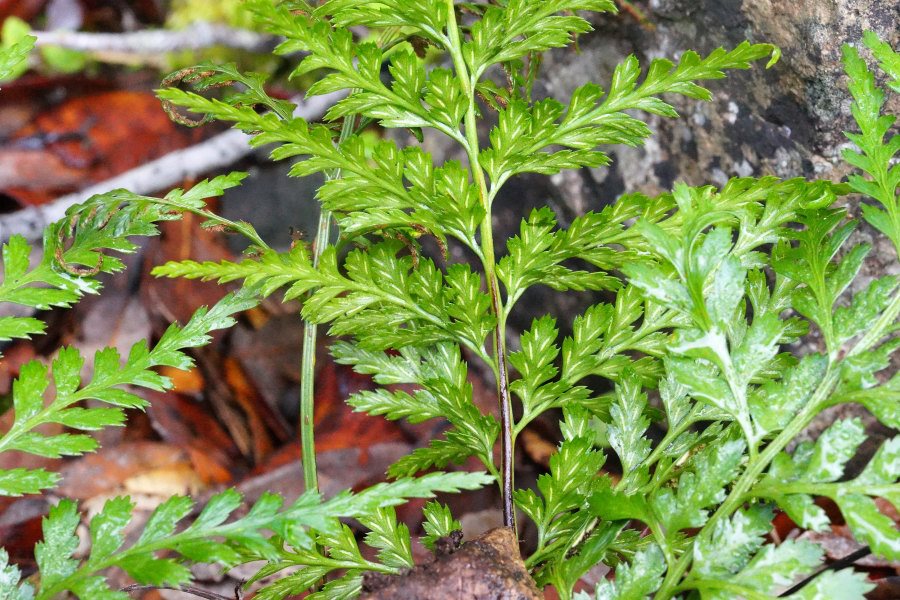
[867,577,900,599]
[143,389,238,484]
[142,214,234,326]
[158,365,205,395]
[241,442,411,503]
[2,90,205,206]
[798,526,900,569]
[520,428,556,469]
[57,441,203,500]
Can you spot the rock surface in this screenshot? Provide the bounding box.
[475,0,899,331]
[531,0,899,209]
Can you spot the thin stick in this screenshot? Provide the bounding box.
[297,16,401,496]
[0,91,345,245]
[33,23,273,55]
[122,583,240,600]
[778,545,872,597]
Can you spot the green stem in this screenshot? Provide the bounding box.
[850,287,900,357]
[722,361,759,461]
[752,480,895,499]
[276,550,394,575]
[444,0,515,529]
[651,522,676,572]
[642,412,698,473]
[678,579,773,600]
[655,365,840,599]
[299,114,357,494]
[634,410,702,494]
[524,515,601,569]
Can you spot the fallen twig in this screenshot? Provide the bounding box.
[33,22,274,57]
[122,583,242,600]
[0,90,345,244]
[778,545,873,596]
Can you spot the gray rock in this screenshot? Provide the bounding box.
[531,0,899,207]
[483,1,899,332]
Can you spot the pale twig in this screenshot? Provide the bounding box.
[33,22,274,57]
[0,90,346,245]
[122,583,242,600]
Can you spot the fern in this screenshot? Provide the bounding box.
[0,177,257,496]
[0,471,491,599]
[3,1,898,598]
[0,34,34,82]
[147,5,896,598]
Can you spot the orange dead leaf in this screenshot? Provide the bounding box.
[2,90,206,206]
[159,365,205,395]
